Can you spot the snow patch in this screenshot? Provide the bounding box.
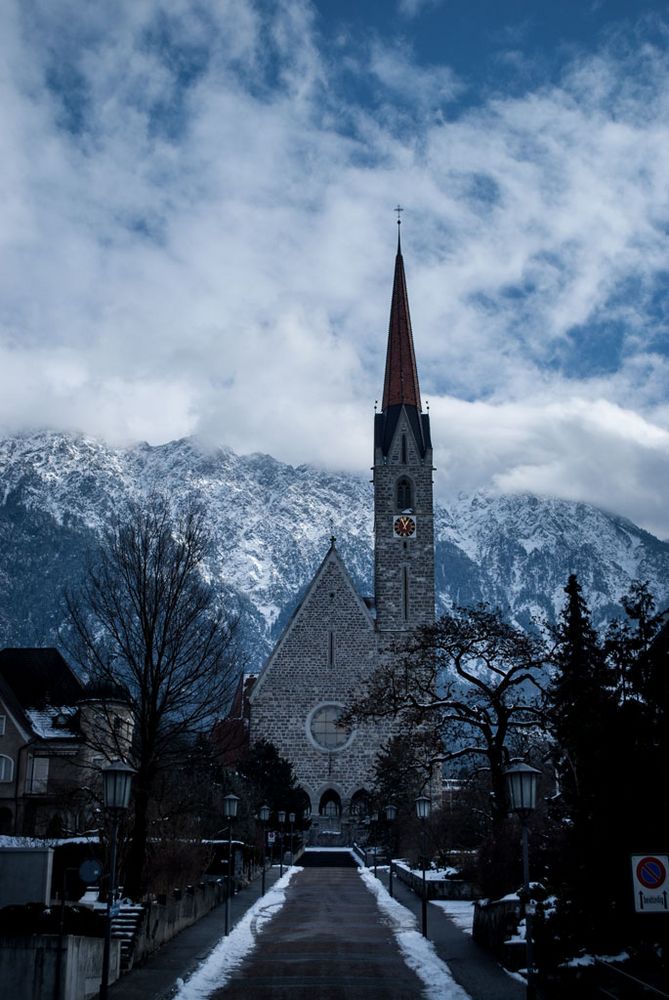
[172,867,301,1000]
[358,866,472,1000]
[432,900,475,935]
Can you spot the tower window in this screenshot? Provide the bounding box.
[401,434,407,464]
[328,630,336,667]
[396,477,413,511]
[403,567,409,621]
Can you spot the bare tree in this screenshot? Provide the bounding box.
[350,604,547,830]
[65,495,238,897]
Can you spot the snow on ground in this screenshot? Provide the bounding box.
[358,865,472,1000]
[432,900,475,936]
[394,860,461,880]
[172,867,301,1000]
[302,846,357,852]
[0,835,99,847]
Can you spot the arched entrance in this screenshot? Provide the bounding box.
[349,789,371,820]
[318,789,342,819]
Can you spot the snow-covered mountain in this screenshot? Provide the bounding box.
[1,431,668,667]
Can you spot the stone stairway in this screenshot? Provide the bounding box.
[111,902,146,970]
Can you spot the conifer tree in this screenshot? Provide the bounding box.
[548,574,613,815]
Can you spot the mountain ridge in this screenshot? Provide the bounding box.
[1,430,668,666]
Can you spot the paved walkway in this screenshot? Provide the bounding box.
[210,866,425,999]
[107,858,524,1000]
[107,868,283,1000]
[379,867,524,1000]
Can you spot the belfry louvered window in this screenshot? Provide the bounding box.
[397,477,413,510]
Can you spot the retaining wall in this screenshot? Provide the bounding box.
[472,897,524,968]
[0,933,120,1000]
[129,880,228,968]
[392,863,477,900]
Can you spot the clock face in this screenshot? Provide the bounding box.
[393,515,417,538]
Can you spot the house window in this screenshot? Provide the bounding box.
[396,477,413,511]
[0,755,14,782]
[0,716,5,736]
[27,757,49,794]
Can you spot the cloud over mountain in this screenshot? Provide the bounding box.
[1,2,668,532]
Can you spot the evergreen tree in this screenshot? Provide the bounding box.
[605,583,667,873]
[548,574,613,813]
[545,575,622,954]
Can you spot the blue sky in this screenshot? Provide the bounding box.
[1,0,669,536]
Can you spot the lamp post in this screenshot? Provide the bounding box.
[100,761,135,1000]
[505,762,541,1000]
[278,810,286,877]
[371,811,379,877]
[385,803,397,898]
[259,804,270,895]
[288,812,295,864]
[415,796,431,938]
[223,794,240,936]
[303,805,311,849]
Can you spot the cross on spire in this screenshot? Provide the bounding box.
[395,205,403,251]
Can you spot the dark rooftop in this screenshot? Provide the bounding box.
[0,648,84,708]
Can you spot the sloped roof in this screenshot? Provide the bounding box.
[0,648,84,709]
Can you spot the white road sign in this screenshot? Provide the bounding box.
[631,854,669,913]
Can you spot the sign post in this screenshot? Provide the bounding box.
[631,855,669,913]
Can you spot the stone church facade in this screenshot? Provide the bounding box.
[248,230,435,839]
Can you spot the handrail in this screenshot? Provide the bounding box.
[595,959,669,998]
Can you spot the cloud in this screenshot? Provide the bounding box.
[396,0,444,20]
[431,395,669,540]
[1,2,669,535]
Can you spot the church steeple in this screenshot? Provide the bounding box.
[381,235,422,413]
[375,230,430,459]
[373,225,435,635]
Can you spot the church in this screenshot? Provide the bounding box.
[247,228,435,840]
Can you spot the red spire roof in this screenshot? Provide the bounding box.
[381,238,422,412]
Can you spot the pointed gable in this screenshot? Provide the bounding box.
[249,541,375,703]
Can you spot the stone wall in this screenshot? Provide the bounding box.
[472,896,524,968]
[251,549,392,813]
[128,881,227,969]
[0,934,120,1000]
[373,407,434,635]
[392,862,477,901]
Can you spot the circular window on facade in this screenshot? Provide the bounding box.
[307,703,352,752]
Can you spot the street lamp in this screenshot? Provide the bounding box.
[371,811,379,877]
[303,805,311,849]
[505,762,541,1000]
[100,760,135,1000]
[415,796,431,938]
[385,803,397,898]
[288,812,295,864]
[223,794,240,936]
[259,804,270,896]
[278,810,286,877]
